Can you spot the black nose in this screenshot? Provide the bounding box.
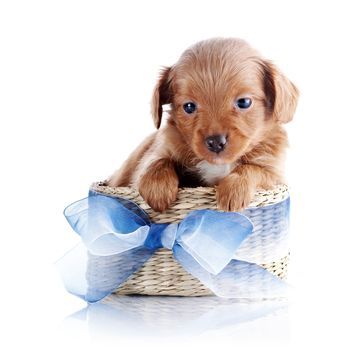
[205,135,227,153]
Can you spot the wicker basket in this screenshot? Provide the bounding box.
[90,182,290,297]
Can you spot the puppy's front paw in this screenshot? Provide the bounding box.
[216,174,254,212]
[138,159,179,212]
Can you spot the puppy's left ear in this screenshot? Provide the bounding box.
[151,67,173,129]
[261,61,299,123]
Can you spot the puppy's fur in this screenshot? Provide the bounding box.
[108,38,298,212]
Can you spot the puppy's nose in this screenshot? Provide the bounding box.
[205,134,227,153]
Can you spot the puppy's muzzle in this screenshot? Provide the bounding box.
[205,135,227,153]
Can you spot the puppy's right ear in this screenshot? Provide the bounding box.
[151,67,173,129]
[260,60,299,124]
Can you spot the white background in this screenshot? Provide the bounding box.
[1,0,350,349]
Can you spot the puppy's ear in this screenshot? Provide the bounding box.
[261,61,299,123]
[151,67,173,129]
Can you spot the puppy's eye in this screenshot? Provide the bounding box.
[235,98,252,109]
[183,102,197,114]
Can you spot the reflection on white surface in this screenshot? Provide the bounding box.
[65,295,289,338]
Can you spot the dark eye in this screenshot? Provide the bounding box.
[183,102,197,114]
[235,98,252,109]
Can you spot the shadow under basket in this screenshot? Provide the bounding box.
[91,182,290,297]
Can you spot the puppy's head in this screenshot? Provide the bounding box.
[151,38,298,164]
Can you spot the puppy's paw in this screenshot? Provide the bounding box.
[138,159,179,212]
[216,174,254,212]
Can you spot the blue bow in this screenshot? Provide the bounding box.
[57,191,289,303]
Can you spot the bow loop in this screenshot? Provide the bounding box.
[177,210,253,274]
[64,193,150,256]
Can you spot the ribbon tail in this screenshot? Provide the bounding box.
[56,243,154,303]
[173,244,289,299]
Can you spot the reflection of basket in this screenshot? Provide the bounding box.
[90,182,290,297]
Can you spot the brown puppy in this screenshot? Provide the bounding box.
[108,38,298,212]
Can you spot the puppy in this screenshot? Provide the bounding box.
[108,38,298,212]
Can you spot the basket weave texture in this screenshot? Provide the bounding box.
[90,182,290,297]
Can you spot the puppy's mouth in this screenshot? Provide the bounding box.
[192,132,249,165]
[201,152,234,165]
[193,142,236,165]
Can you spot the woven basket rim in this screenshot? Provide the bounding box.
[91,182,289,209]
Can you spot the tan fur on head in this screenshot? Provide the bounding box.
[108,38,298,212]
